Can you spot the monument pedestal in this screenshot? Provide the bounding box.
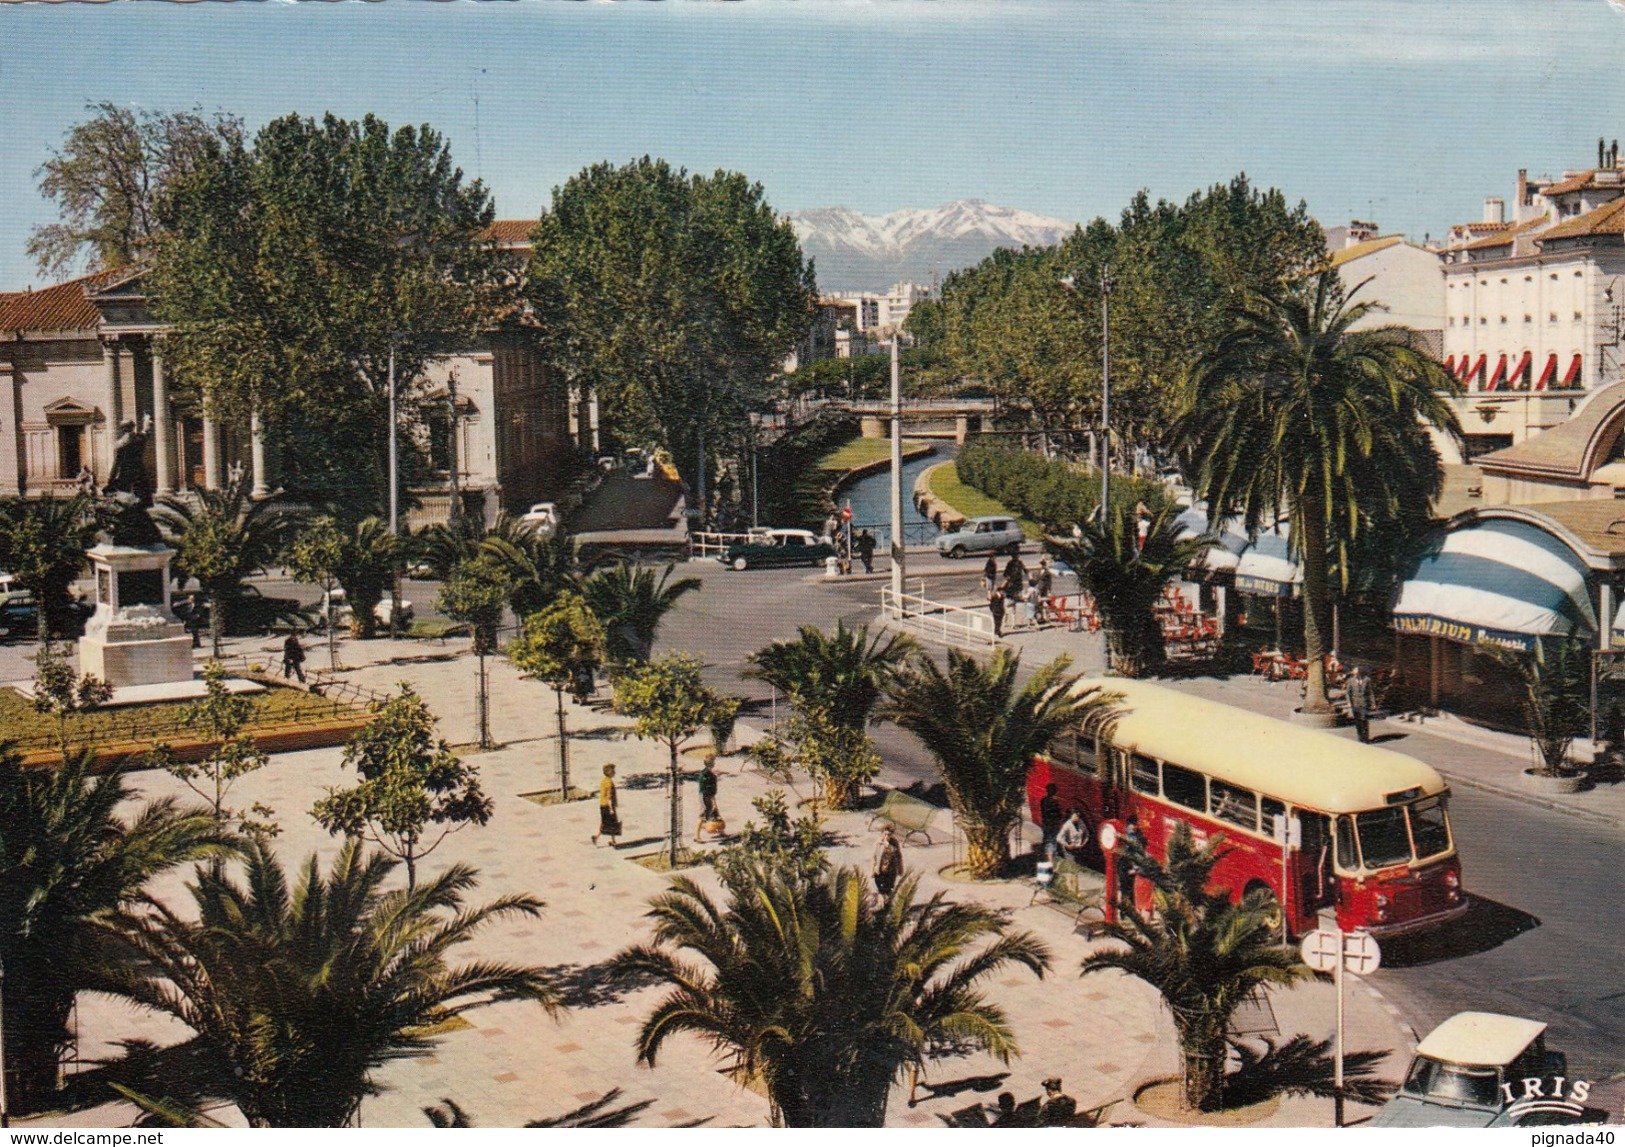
[78,543,193,689]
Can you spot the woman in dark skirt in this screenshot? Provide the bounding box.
[592,763,621,846]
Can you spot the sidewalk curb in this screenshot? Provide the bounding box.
[1431,766,1624,829]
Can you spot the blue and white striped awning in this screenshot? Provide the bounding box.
[1176,505,1250,574]
[1234,527,1302,596]
[1393,519,1596,651]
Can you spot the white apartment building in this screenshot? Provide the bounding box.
[1439,157,1625,464]
[1328,223,1445,356]
[830,282,931,336]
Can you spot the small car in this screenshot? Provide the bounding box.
[519,503,559,540]
[1369,1011,1580,1127]
[935,515,1025,559]
[719,528,836,571]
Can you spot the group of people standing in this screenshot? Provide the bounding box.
[1038,783,1151,914]
[821,512,879,575]
[982,554,1054,638]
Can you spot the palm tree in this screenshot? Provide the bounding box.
[335,516,399,639]
[151,476,300,657]
[0,748,222,1114]
[1482,637,1591,778]
[1081,822,1306,1112]
[882,649,1117,878]
[104,840,562,1128]
[478,524,577,619]
[612,864,1051,1127]
[745,622,915,808]
[581,562,700,665]
[1046,505,1214,677]
[0,493,103,650]
[1175,269,1460,715]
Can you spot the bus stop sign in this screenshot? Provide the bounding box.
[1299,928,1382,976]
[1300,929,1341,973]
[1342,931,1382,975]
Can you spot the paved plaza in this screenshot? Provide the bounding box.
[9,623,1412,1130]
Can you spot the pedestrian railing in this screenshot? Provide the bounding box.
[688,531,754,560]
[880,580,998,651]
[850,520,939,550]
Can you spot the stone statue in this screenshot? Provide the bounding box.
[103,414,154,507]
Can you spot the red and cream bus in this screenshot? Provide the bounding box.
[1028,678,1468,939]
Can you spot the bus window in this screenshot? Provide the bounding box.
[1162,763,1206,811]
[1078,733,1101,778]
[1355,807,1411,868]
[1335,815,1358,870]
[1048,730,1079,768]
[1130,754,1160,794]
[1261,796,1286,839]
[1408,796,1451,859]
[1209,780,1258,831]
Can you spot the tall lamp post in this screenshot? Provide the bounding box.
[386,342,404,640]
[889,334,905,600]
[1060,271,1114,523]
[0,956,9,1128]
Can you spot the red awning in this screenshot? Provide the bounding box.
[1487,355,1508,390]
[1561,354,1582,388]
[1468,354,1487,388]
[1535,353,1558,390]
[1508,351,1531,389]
[1444,354,1456,374]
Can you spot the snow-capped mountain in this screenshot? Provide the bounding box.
[787,200,1076,294]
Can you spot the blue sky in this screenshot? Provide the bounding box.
[2,0,1623,290]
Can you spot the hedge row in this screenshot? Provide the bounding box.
[955,442,1169,529]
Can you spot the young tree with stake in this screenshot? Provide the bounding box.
[612,654,720,869]
[508,591,605,800]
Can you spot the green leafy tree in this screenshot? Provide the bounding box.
[30,651,114,760]
[784,705,883,812]
[1046,505,1215,677]
[434,556,511,750]
[146,662,274,844]
[528,158,815,512]
[612,865,1051,1127]
[1175,270,1460,715]
[883,649,1117,879]
[508,591,606,799]
[612,653,720,868]
[150,112,503,513]
[580,562,700,665]
[285,515,347,670]
[104,841,560,1127]
[1081,823,1307,1111]
[0,493,102,650]
[711,789,828,891]
[0,748,222,1114]
[28,102,243,276]
[152,476,300,657]
[311,686,492,892]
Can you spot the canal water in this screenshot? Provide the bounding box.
[835,441,955,547]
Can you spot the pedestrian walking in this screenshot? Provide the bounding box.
[856,529,876,574]
[592,763,621,846]
[1002,554,1027,597]
[570,660,595,706]
[1134,500,1152,552]
[1345,664,1373,743]
[823,512,840,545]
[184,593,205,648]
[1038,783,1063,859]
[988,588,1006,638]
[1036,559,1054,622]
[873,823,904,896]
[281,632,307,684]
[981,555,999,596]
[1056,810,1087,865]
[1119,814,1148,913]
[1021,579,1039,629]
[695,757,720,841]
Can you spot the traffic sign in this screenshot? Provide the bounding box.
[1342,930,1382,976]
[1098,821,1119,851]
[841,504,852,521]
[1300,928,1341,973]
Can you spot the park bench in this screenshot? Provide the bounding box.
[1031,854,1108,938]
[867,789,942,844]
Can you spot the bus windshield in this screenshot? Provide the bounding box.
[1350,797,1453,869]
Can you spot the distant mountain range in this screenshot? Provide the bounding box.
[785,199,1076,295]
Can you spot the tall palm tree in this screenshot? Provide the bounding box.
[612,864,1051,1127]
[0,748,223,1114]
[1175,269,1460,715]
[1082,822,1306,1111]
[581,562,700,665]
[478,524,577,619]
[746,622,916,808]
[1046,505,1214,677]
[151,476,301,656]
[882,649,1117,878]
[104,840,562,1128]
[336,516,399,639]
[0,493,103,650]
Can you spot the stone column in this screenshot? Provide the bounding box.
[151,348,173,495]
[101,340,123,480]
[202,413,223,491]
[250,409,270,498]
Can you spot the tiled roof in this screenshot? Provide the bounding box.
[1452,213,1550,254]
[1540,171,1597,197]
[0,268,124,334]
[1538,196,1625,243]
[1328,234,1404,267]
[1459,222,1505,234]
[481,220,537,246]
[1475,380,1625,480]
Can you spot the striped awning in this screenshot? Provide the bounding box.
[1562,354,1583,387]
[1176,504,1247,573]
[1234,527,1301,596]
[1509,351,1531,388]
[1535,353,1558,391]
[1393,519,1597,652]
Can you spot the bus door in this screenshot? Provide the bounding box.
[1296,812,1335,912]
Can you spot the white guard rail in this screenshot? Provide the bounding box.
[689,531,754,560]
[880,579,998,651]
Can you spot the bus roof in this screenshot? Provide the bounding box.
[1073,677,1449,814]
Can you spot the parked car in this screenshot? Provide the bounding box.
[324,588,414,629]
[719,528,836,571]
[519,503,559,540]
[935,515,1025,559]
[1370,1012,1580,1127]
[0,572,29,608]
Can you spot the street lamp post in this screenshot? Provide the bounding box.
[0,956,9,1128]
[1060,271,1115,523]
[386,344,403,640]
[890,335,905,599]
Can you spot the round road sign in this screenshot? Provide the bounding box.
[1299,929,1341,974]
[1098,821,1119,852]
[1342,930,1382,976]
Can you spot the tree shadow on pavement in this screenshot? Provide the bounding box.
[1377,895,1540,967]
[1224,1033,1395,1107]
[619,771,670,791]
[908,1071,1010,1106]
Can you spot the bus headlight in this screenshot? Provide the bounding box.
[1444,870,1461,889]
[1375,893,1390,908]
[1447,889,1462,902]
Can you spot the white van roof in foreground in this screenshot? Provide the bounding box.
[1415,1012,1547,1066]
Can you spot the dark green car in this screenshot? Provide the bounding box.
[719,528,836,571]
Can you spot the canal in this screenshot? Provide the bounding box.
[834,441,955,547]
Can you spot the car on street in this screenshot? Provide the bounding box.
[718,528,836,571]
[518,502,559,540]
[1369,1012,1582,1127]
[935,515,1024,559]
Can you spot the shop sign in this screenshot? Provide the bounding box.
[1391,613,1537,652]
